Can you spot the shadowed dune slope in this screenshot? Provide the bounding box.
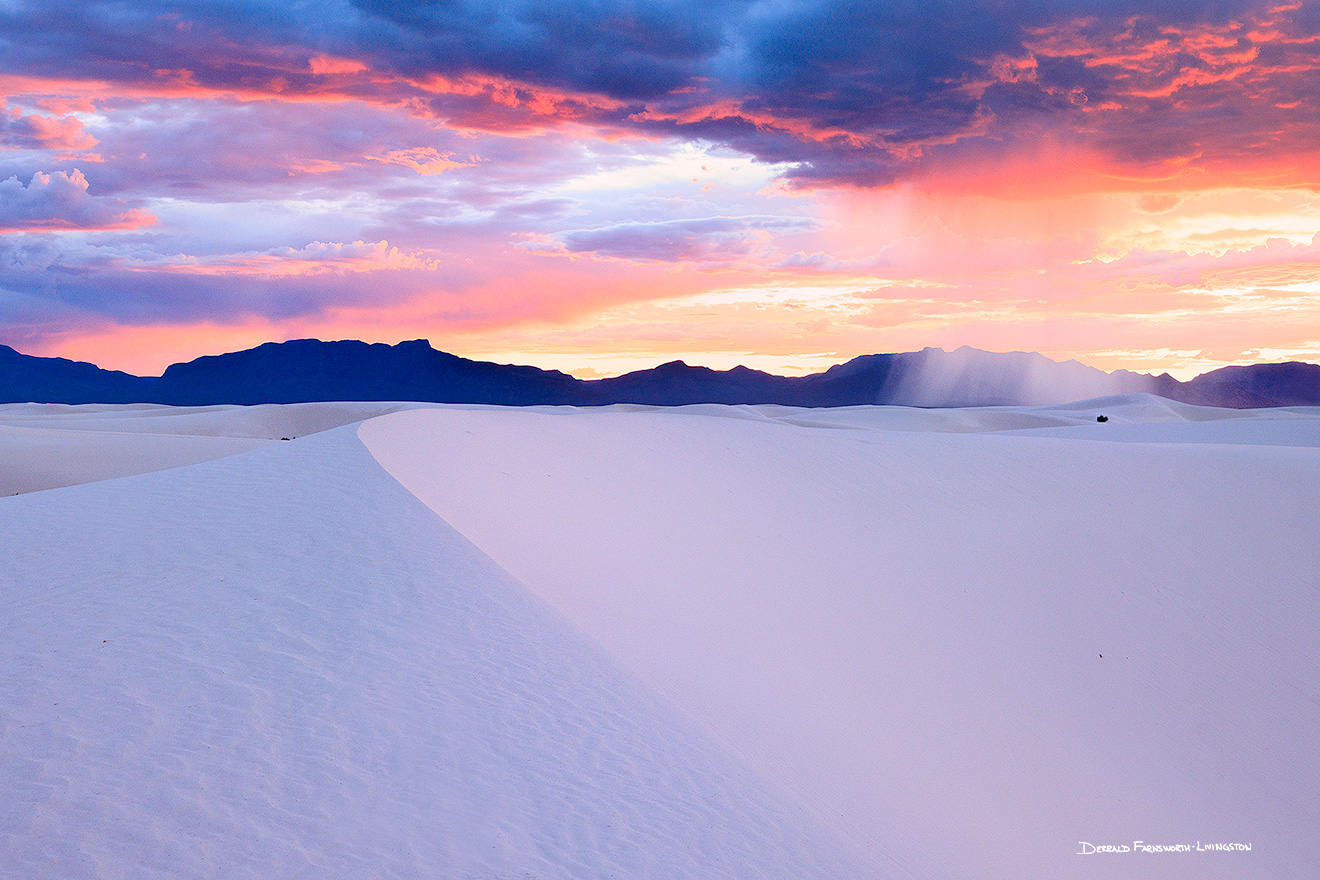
[0,402,411,495]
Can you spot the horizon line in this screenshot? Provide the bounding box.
[6,336,1317,385]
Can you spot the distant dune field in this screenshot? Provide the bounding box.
[3,398,1318,879]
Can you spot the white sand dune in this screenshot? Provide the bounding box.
[0,419,885,879]
[361,395,1320,880]
[3,397,1316,879]
[0,424,269,496]
[0,402,406,495]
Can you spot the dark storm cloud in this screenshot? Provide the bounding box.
[348,0,747,98]
[0,1,1315,186]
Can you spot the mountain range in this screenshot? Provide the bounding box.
[3,338,1318,409]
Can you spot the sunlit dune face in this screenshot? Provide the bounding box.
[1,0,1318,377]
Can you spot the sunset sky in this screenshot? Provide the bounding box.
[2,0,1319,378]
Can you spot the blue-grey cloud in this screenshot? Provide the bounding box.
[0,170,153,231]
[536,215,820,263]
[0,233,445,328]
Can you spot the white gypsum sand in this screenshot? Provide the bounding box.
[0,402,408,495]
[0,417,887,880]
[4,396,1316,879]
[360,394,1320,880]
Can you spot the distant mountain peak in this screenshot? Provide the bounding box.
[652,360,697,372]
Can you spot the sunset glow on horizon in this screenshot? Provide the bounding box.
[2,0,1320,379]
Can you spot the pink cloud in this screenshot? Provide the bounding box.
[0,100,98,153]
[35,96,98,114]
[308,54,368,76]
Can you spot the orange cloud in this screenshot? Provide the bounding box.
[308,54,368,75]
[368,147,474,175]
[0,64,634,141]
[629,102,871,149]
[287,159,346,174]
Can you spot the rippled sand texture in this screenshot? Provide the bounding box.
[0,425,886,879]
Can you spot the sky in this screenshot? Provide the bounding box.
[1,0,1319,379]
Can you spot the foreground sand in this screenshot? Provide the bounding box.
[3,395,1318,878]
[0,411,877,879]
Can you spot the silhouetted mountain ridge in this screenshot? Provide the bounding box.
[2,339,1317,409]
[154,339,583,406]
[0,344,150,404]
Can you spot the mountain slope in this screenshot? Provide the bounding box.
[154,338,588,405]
[1176,361,1320,407]
[0,344,151,404]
